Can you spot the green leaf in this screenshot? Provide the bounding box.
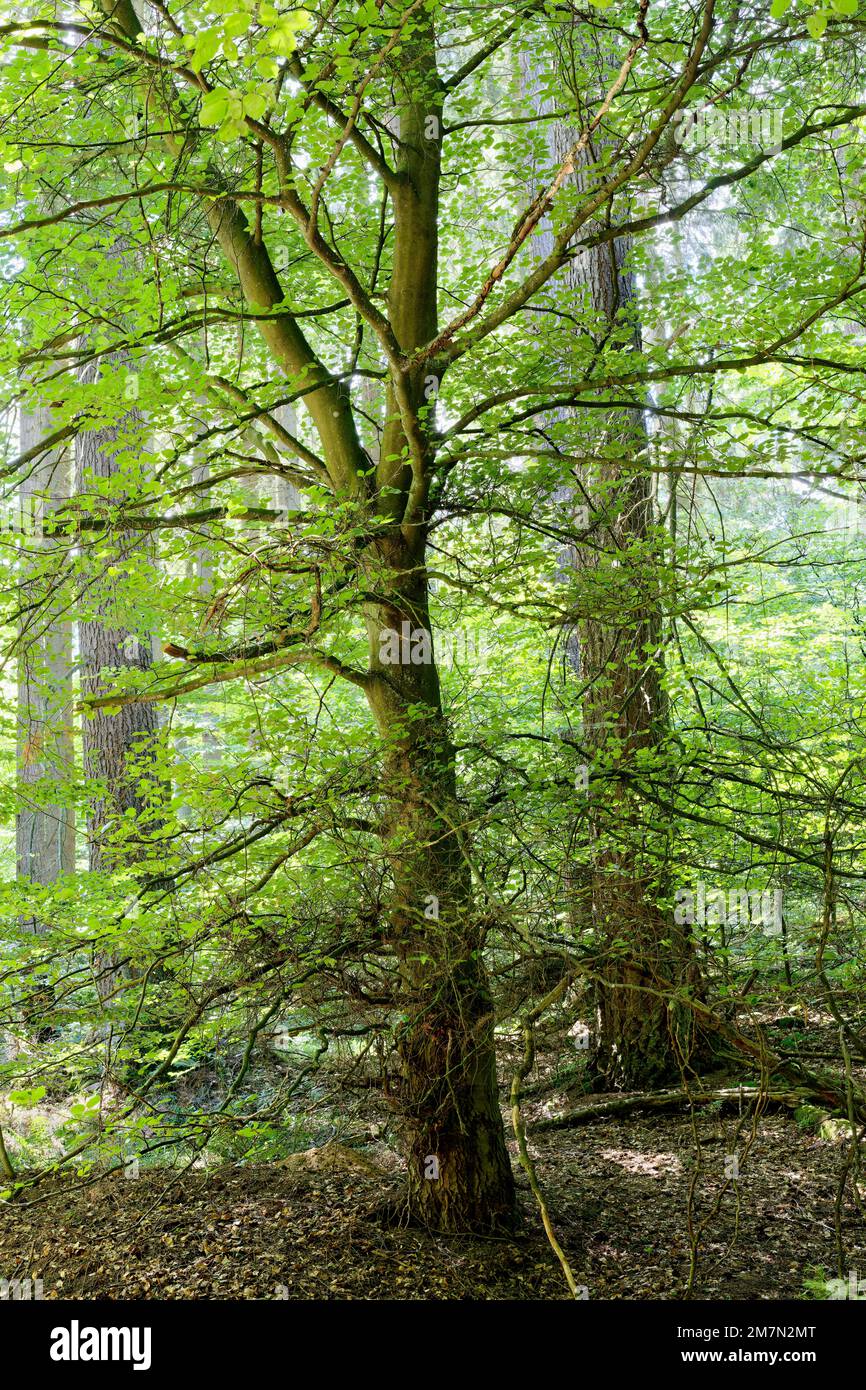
[265,7,313,54]
[191,28,222,72]
[806,10,828,35]
[243,91,268,121]
[8,1086,46,1107]
[266,26,297,54]
[223,11,253,38]
[200,89,230,126]
[769,0,792,16]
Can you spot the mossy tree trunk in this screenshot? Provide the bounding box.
[365,547,515,1230]
[359,33,515,1226]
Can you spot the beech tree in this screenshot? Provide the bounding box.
[3,0,866,1235]
[77,360,162,871]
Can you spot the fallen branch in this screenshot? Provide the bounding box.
[533,1086,807,1132]
[698,999,866,1122]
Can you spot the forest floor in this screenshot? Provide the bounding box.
[0,1107,860,1300]
[1,1012,864,1300]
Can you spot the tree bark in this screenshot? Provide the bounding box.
[365,560,515,1230]
[356,26,515,1230]
[523,34,705,1089]
[16,406,76,911]
[76,359,161,880]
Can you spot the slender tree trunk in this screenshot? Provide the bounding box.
[16,405,75,915]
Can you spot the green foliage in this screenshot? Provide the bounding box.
[0,0,865,1211]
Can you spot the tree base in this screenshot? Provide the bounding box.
[369,1186,520,1237]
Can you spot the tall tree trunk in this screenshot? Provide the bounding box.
[16,405,75,917]
[95,0,515,1230]
[524,34,704,1089]
[365,559,515,1230]
[359,25,515,1230]
[76,361,162,889]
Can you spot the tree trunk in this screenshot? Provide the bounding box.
[523,36,704,1089]
[578,459,704,1089]
[76,354,165,1040]
[76,360,161,878]
[92,0,516,1231]
[365,551,515,1230]
[16,405,76,911]
[356,23,515,1229]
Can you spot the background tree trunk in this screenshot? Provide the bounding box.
[76,358,161,878]
[75,351,166,1044]
[523,32,704,1089]
[16,404,75,916]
